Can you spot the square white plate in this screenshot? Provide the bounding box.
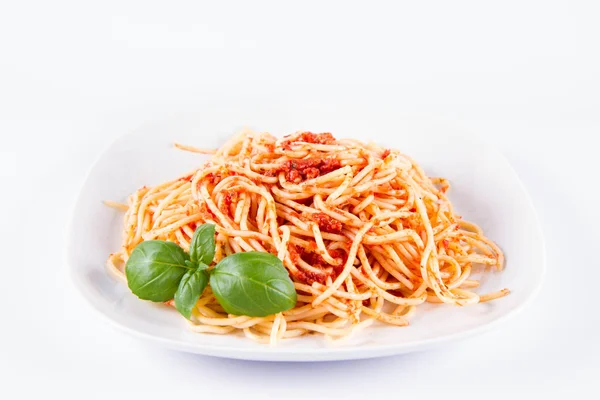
[67,112,545,361]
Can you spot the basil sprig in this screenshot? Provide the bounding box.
[125,224,297,319]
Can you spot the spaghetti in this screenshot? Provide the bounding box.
[107,130,507,343]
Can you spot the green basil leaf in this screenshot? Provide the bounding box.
[189,223,216,265]
[174,265,209,319]
[210,252,297,317]
[125,240,190,302]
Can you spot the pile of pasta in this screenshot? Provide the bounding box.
[107,130,507,343]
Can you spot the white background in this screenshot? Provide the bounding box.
[1,0,599,398]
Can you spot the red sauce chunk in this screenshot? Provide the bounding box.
[311,212,343,233]
[223,192,233,207]
[303,167,320,180]
[288,244,301,265]
[198,202,216,220]
[320,158,342,174]
[220,191,236,216]
[282,132,337,150]
[297,132,336,145]
[288,244,348,284]
[287,169,301,182]
[292,269,326,285]
[281,157,341,182]
[205,169,239,185]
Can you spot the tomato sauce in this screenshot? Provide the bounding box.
[280,157,341,182]
[288,243,348,284]
[310,212,343,233]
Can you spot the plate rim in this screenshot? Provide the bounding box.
[66,116,547,362]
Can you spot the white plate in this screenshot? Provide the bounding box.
[67,113,545,362]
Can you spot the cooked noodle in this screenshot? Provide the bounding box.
[107,129,508,343]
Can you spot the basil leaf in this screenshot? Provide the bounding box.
[189,223,216,265]
[125,240,190,302]
[210,252,297,317]
[174,265,209,319]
